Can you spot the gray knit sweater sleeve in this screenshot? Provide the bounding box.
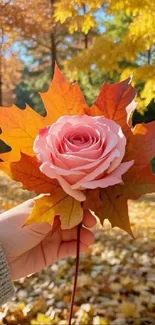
[0,243,15,305]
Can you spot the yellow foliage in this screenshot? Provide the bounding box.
[31,312,52,325]
[106,0,154,14]
[68,20,79,34]
[54,0,99,34]
[64,35,119,76]
[121,66,155,112]
[64,34,149,82]
[128,11,155,47]
[55,0,155,18]
[121,65,155,83]
[119,301,139,318]
[93,316,108,325]
[141,79,155,106]
[120,68,136,84]
[54,0,103,21]
[81,15,96,34]
[66,15,96,34]
[54,2,73,23]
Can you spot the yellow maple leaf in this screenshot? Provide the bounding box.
[24,192,83,229]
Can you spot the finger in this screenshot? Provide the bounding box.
[15,228,94,279]
[61,225,94,245]
[58,241,91,259]
[82,209,97,228]
[10,238,91,280]
[80,227,95,246]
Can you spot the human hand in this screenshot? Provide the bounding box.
[0,198,96,280]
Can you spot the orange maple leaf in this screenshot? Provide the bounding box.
[86,77,137,133]
[84,80,155,235]
[0,153,60,194]
[0,105,45,161]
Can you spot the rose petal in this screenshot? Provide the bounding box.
[33,126,51,161]
[78,160,134,189]
[107,135,126,173]
[71,148,120,189]
[40,162,85,201]
[39,156,85,176]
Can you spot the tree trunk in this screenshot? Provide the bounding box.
[51,33,57,76]
[147,49,151,65]
[84,33,88,49]
[50,0,57,77]
[0,29,3,106]
[0,67,2,106]
[83,5,92,84]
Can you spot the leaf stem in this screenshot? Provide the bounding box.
[68,222,81,325]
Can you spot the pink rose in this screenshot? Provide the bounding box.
[33,115,134,201]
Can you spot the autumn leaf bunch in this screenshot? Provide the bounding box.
[0,65,155,236]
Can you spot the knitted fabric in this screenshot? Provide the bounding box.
[0,243,15,305]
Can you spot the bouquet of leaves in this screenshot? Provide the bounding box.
[0,65,155,324]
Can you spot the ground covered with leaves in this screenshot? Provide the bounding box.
[0,172,155,325]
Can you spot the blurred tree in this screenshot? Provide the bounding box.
[0,0,48,106]
[61,0,155,115]
[0,0,67,106]
[15,0,98,112]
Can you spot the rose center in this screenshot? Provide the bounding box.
[68,132,90,146]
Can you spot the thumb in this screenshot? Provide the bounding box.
[0,197,35,226]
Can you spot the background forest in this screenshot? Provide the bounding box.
[1,0,155,123]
